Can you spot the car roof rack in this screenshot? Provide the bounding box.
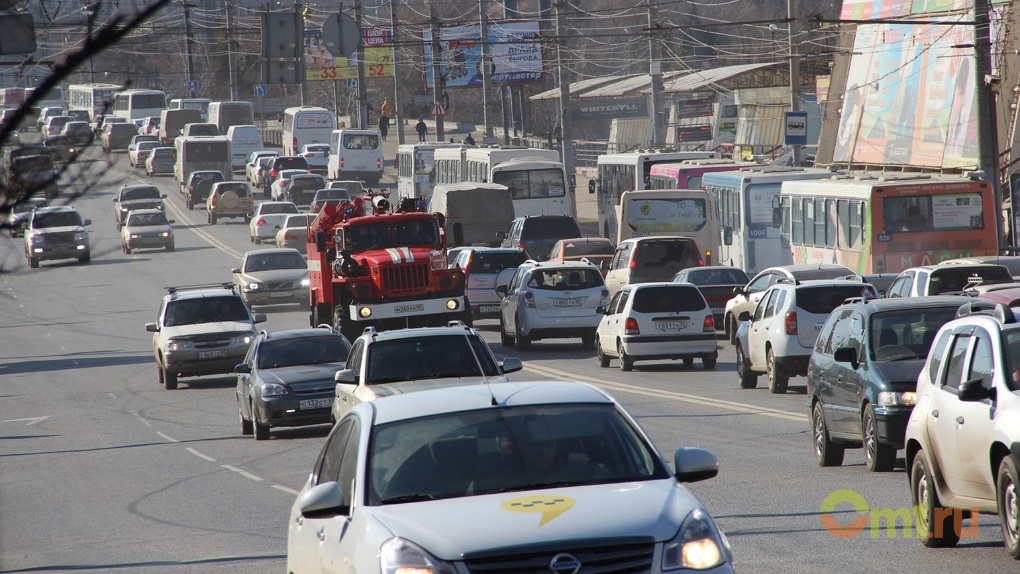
[362,326,378,339]
[165,282,234,294]
[956,300,1017,324]
[447,320,471,329]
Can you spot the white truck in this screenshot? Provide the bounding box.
[225,125,264,171]
[175,135,232,193]
[427,182,515,248]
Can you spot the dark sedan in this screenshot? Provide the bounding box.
[672,265,750,330]
[235,327,351,441]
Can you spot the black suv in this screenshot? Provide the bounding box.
[285,174,326,206]
[808,295,964,471]
[183,170,226,210]
[263,156,309,197]
[499,215,582,261]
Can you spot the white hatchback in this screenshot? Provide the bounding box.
[496,261,609,349]
[248,201,300,244]
[595,282,718,371]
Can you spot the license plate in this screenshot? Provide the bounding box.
[479,305,500,313]
[552,298,582,307]
[270,291,294,298]
[299,397,334,409]
[198,350,227,359]
[711,307,723,315]
[655,321,688,331]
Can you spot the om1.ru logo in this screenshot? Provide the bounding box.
[820,489,978,539]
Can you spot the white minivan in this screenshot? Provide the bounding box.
[327,128,383,184]
[281,106,336,156]
[225,125,264,171]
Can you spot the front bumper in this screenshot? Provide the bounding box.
[520,313,602,340]
[242,287,306,306]
[620,333,718,358]
[126,234,173,250]
[29,243,89,261]
[872,406,912,448]
[163,347,250,377]
[253,394,334,429]
[347,295,467,322]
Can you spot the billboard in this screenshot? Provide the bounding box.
[421,21,543,89]
[841,0,1007,19]
[304,27,394,81]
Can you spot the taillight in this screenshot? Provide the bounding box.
[523,291,535,308]
[256,218,266,226]
[292,137,298,151]
[284,232,292,240]
[340,157,345,168]
[376,158,381,168]
[703,315,715,332]
[625,317,640,335]
[211,195,217,205]
[785,311,798,335]
[629,245,640,269]
[270,168,277,178]
[188,185,194,193]
[248,196,254,204]
[307,169,313,173]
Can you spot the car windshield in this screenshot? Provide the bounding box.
[346,222,394,250]
[121,187,161,201]
[562,241,614,257]
[367,403,665,505]
[34,211,82,228]
[393,219,438,245]
[682,268,750,286]
[366,334,499,383]
[869,307,960,362]
[526,268,604,291]
[244,251,307,272]
[632,285,704,312]
[467,251,526,274]
[260,203,300,215]
[164,296,250,326]
[127,212,169,226]
[257,336,350,369]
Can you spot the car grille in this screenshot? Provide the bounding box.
[39,231,76,245]
[266,281,296,289]
[381,262,431,294]
[289,380,335,395]
[464,540,654,574]
[184,331,244,348]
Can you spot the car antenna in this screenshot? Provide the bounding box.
[460,326,498,405]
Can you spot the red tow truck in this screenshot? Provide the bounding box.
[306,191,471,339]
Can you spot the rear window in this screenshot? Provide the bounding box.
[121,186,161,200]
[468,251,527,274]
[633,240,700,269]
[216,183,250,196]
[790,266,853,281]
[275,156,308,171]
[562,241,614,257]
[929,267,1013,294]
[342,133,379,150]
[684,268,749,286]
[527,268,604,291]
[193,172,225,184]
[520,217,581,240]
[795,285,872,314]
[261,203,300,215]
[316,189,351,201]
[631,285,706,313]
[290,176,325,191]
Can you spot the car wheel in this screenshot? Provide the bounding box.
[163,366,178,390]
[499,315,515,347]
[736,342,758,389]
[702,353,717,370]
[124,244,131,255]
[252,399,270,441]
[618,340,633,372]
[683,357,694,368]
[515,318,531,350]
[596,337,610,368]
[239,401,254,436]
[812,401,844,467]
[78,253,90,264]
[165,242,174,252]
[998,456,1020,558]
[766,347,788,394]
[581,333,595,347]
[863,405,896,472]
[29,257,38,269]
[912,450,960,547]
[209,213,217,225]
[157,363,164,387]
[249,234,254,243]
[186,198,193,210]
[728,315,738,345]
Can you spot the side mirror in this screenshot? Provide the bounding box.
[315,230,327,253]
[145,322,159,332]
[600,260,610,270]
[334,369,357,384]
[588,179,596,194]
[452,221,464,246]
[234,363,251,374]
[297,481,348,519]
[738,311,750,322]
[161,194,168,199]
[167,220,176,224]
[772,206,782,229]
[722,226,733,246]
[495,284,508,297]
[499,357,523,374]
[673,447,719,483]
[252,313,268,324]
[83,219,92,226]
[733,285,744,295]
[833,346,858,368]
[959,377,995,402]
[112,197,117,202]
[231,268,241,274]
[596,305,608,315]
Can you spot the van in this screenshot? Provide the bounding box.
[327,128,383,184]
[603,237,704,297]
[225,125,264,171]
[159,108,202,146]
[207,101,254,137]
[175,135,231,194]
[281,106,336,156]
[428,182,514,248]
[498,215,582,261]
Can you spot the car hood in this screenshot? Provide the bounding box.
[369,479,696,560]
[242,269,308,282]
[370,376,508,396]
[163,321,253,337]
[872,359,927,386]
[261,363,344,386]
[33,225,86,235]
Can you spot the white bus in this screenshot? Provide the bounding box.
[618,188,720,265]
[29,86,65,110]
[433,146,571,217]
[281,106,336,156]
[112,89,167,121]
[399,143,463,203]
[208,101,255,140]
[593,150,718,242]
[68,83,120,120]
[700,166,839,275]
[168,98,212,121]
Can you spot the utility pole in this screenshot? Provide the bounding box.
[83,2,97,84]
[787,0,801,166]
[226,1,236,101]
[297,2,307,105]
[975,0,1004,245]
[480,0,495,143]
[430,2,445,142]
[355,0,368,129]
[646,0,664,147]
[390,0,405,144]
[184,2,195,97]
[554,0,576,218]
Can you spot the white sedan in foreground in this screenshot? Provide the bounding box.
[287,381,734,574]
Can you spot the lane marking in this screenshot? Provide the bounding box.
[130,411,152,427]
[273,485,300,495]
[186,447,216,462]
[156,431,179,443]
[222,464,263,481]
[2,416,51,425]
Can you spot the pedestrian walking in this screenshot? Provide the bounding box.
[415,118,427,143]
[379,114,389,141]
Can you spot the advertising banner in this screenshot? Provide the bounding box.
[304,27,394,82]
[421,21,544,89]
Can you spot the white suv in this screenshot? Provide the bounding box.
[904,300,1020,556]
[496,260,609,350]
[735,279,876,393]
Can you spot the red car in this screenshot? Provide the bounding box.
[545,237,615,277]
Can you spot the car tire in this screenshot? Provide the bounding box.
[683,357,694,368]
[766,348,788,394]
[515,318,531,351]
[163,366,178,390]
[702,353,717,370]
[78,253,90,264]
[812,401,844,467]
[997,456,1020,558]
[863,405,896,472]
[124,244,131,255]
[244,215,252,224]
[596,338,610,368]
[252,400,270,441]
[166,243,174,252]
[186,198,193,210]
[618,340,633,372]
[500,315,515,347]
[581,333,595,347]
[728,315,738,345]
[912,450,960,547]
[249,234,255,243]
[239,402,254,436]
[28,257,38,269]
[209,212,217,225]
[736,342,757,389]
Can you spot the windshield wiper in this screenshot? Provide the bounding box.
[368,376,409,384]
[379,493,435,504]
[486,481,578,494]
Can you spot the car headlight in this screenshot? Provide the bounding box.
[877,391,916,406]
[259,382,287,397]
[247,282,261,290]
[380,537,457,574]
[130,234,140,239]
[166,338,185,351]
[161,231,171,238]
[662,509,730,571]
[30,235,43,244]
[300,278,310,287]
[239,332,256,345]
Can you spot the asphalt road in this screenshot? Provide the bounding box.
[0,141,1014,573]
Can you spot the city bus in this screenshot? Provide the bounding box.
[68,83,120,120]
[433,146,571,217]
[593,150,718,242]
[647,159,760,190]
[281,105,336,156]
[701,166,839,275]
[780,173,997,275]
[398,142,463,203]
[618,188,720,265]
[168,98,212,121]
[112,88,167,121]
